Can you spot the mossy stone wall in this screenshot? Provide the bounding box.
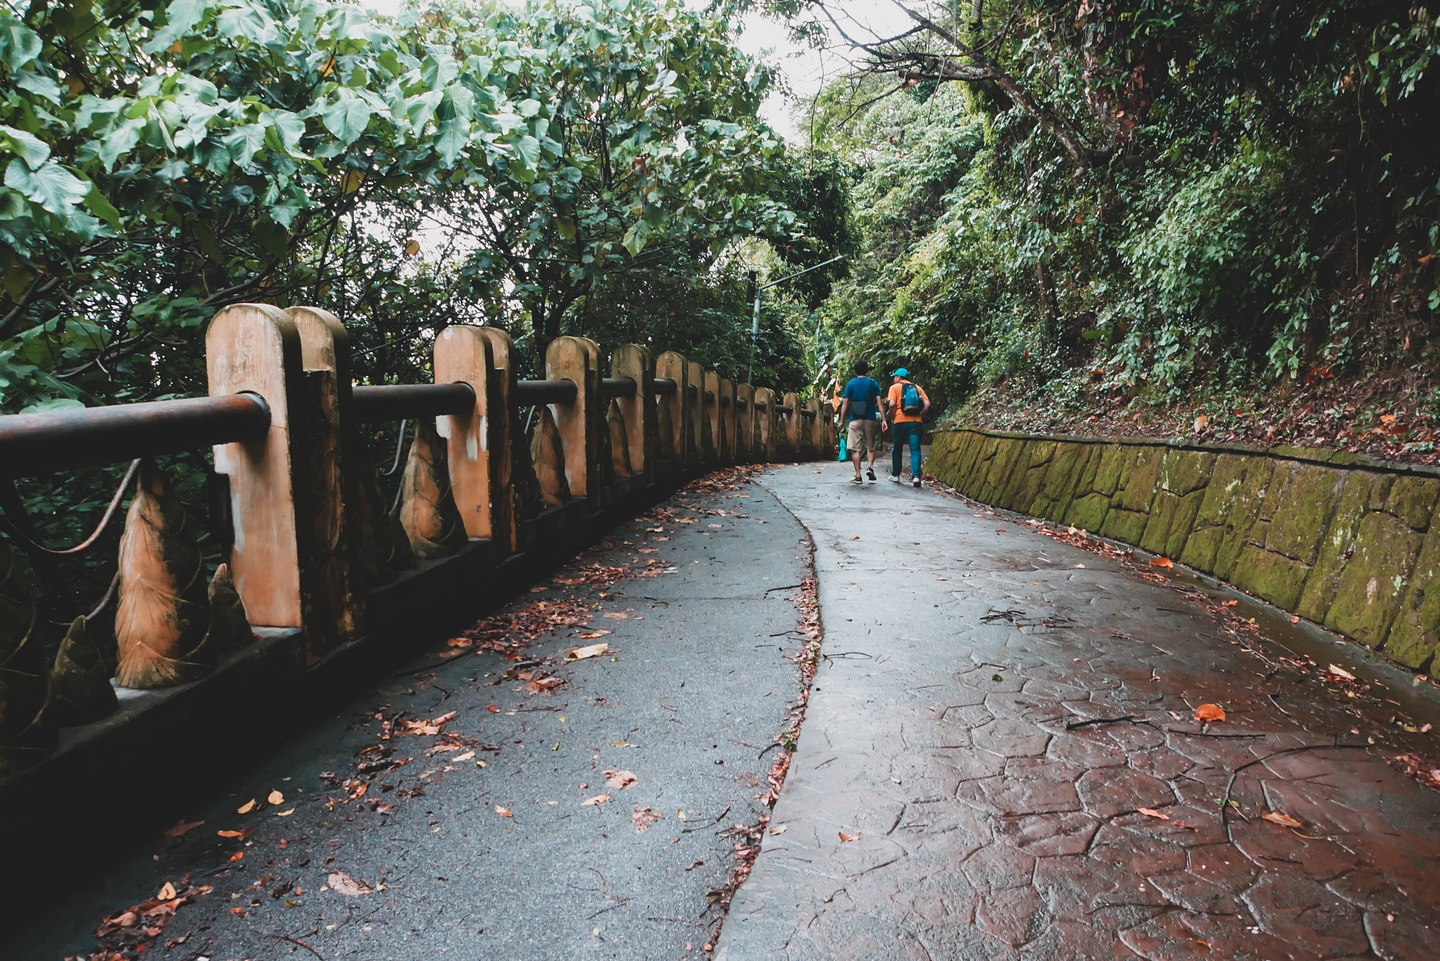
[928,429,1440,672]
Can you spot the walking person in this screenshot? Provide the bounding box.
[885,368,930,487]
[838,361,887,484]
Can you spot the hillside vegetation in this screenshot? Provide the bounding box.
[788,1,1439,461]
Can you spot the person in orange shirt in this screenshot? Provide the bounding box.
[884,368,930,487]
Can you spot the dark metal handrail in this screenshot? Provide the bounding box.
[513,378,578,406]
[352,383,474,423]
[703,390,715,404]
[601,377,637,399]
[0,393,272,477]
[735,398,747,411]
[800,408,817,419]
[654,378,678,397]
[776,404,794,415]
[754,401,769,412]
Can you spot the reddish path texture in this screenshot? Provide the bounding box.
[718,463,1440,961]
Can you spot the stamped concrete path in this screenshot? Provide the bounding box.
[719,463,1440,961]
[11,462,1440,961]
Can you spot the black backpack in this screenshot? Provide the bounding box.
[900,381,923,415]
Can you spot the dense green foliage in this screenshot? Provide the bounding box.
[792,1,1440,412]
[0,0,804,417]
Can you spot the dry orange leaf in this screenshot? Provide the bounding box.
[162,819,204,838]
[495,805,513,818]
[1221,599,1239,607]
[1262,811,1303,829]
[632,807,661,831]
[604,769,636,789]
[526,676,565,694]
[1137,808,1170,820]
[567,642,609,661]
[1194,704,1227,723]
[267,790,284,805]
[326,871,372,896]
[156,882,177,901]
[216,829,248,839]
[582,793,612,806]
[236,799,257,815]
[1194,414,1210,430]
[579,630,612,640]
[1328,664,1356,681]
[1149,557,1174,569]
[838,831,861,842]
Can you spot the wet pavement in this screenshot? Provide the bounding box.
[718,463,1440,961]
[9,462,1440,961]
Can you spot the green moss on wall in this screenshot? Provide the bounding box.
[1325,511,1424,647]
[1232,546,1311,610]
[1386,477,1440,532]
[1297,472,1380,622]
[1262,464,1343,565]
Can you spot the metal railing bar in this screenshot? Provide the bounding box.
[513,378,578,406]
[653,378,678,397]
[600,377,637,399]
[0,393,271,477]
[352,383,474,423]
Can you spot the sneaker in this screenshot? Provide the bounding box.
[913,477,922,488]
[849,476,864,485]
[866,468,876,482]
[888,474,901,484]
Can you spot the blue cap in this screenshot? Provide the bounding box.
[893,368,909,378]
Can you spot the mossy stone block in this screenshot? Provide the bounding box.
[983,440,1026,505]
[1366,475,1397,511]
[1212,459,1276,581]
[1385,476,1440,532]
[1092,446,1128,496]
[1159,450,1216,496]
[1067,493,1112,533]
[1194,454,1254,528]
[1232,546,1310,610]
[1034,443,1090,521]
[1100,507,1149,545]
[1263,464,1343,565]
[1181,528,1225,572]
[1114,447,1163,513]
[1325,511,1424,647]
[1383,503,1440,670]
[1297,471,1381,622]
[1027,440,1056,468]
[1143,488,1205,560]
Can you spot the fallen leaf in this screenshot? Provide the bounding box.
[326,871,373,896]
[1194,414,1210,430]
[582,793,612,806]
[768,824,787,836]
[216,829,249,839]
[1262,811,1303,829]
[1221,600,1239,607]
[1194,704,1227,723]
[1327,664,1356,681]
[1289,614,1302,623]
[602,611,630,619]
[632,807,661,831]
[486,705,500,713]
[838,831,861,842]
[1137,808,1170,820]
[567,642,609,661]
[157,882,177,901]
[267,790,284,805]
[1149,557,1174,569]
[579,630,612,640]
[236,799,257,815]
[452,750,476,762]
[162,819,204,838]
[495,805,513,818]
[604,769,636,789]
[526,676,565,694]
[275,808,295,817]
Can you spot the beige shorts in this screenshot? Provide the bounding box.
[846,418,880,455]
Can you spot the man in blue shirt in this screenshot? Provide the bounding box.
[837,360,887,484]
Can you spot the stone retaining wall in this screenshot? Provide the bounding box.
[927,428,1440,672]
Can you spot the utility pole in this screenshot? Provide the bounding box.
[746,256,845,384]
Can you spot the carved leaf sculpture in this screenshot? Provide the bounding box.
[608,400,631,479]
[353,453,414,587]
[0,543,54,774]
[46,616,118,728]
[511,422,544,521]
[203,563,253,652]
[530,406,571,508]
[398,418,469,560]
[114,462,213,689]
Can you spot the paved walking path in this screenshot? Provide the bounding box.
[719,464,1440,960]
[9,463,1440,961]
